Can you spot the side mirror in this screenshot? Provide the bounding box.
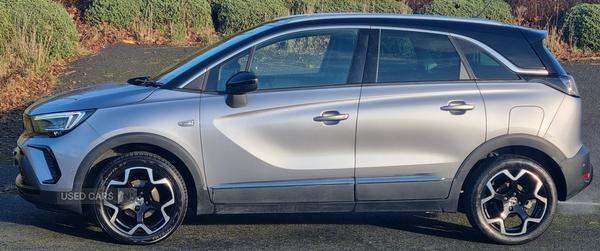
[225,72,258,108]
[226,71,258,94]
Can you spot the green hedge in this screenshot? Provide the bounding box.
[479,0,513,24]
[314,0,361,13]
[86,0,212,41]
[143,0,212,33]
[362,0,412,14]
[561,3,600,50]
[2,0,78,60]
[417,0,513,24]
[212,0,288,35]
[215,0,412,35]
[85,0,142,28]
[290,0,411,14]
[0,2,9,54]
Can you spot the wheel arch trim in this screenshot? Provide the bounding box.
[73,132,214,214]
[448,134,567,211]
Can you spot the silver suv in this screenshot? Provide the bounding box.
[15,14,592,245]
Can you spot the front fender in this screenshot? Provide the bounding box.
[73,132,214,214]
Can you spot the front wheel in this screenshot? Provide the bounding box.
[93,152,188,244]
[464,155,557,244]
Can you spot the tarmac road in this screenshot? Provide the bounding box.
[0,43,598,250]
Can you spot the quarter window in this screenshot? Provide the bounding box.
[206,49,250,92]
[377,30,461,83]
[456,38,519,80]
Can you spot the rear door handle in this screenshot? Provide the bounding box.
[314,111,349,125]
[313,114,349,121]
[440,100,475,115]
[440,104,475,111]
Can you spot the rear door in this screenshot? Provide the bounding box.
[200,28,368,204]
[355,28,486,201]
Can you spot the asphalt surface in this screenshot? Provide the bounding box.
[0,44,599,249]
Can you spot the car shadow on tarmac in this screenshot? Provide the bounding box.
[0,192,490,245]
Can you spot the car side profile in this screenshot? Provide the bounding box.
[15,13,592,245]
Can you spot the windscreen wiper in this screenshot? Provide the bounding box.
[142,77,163,87]
[127,76,164,87]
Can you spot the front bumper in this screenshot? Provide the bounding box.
[14,146,82,213]
[560,145,593,200]
[13,121,103,214]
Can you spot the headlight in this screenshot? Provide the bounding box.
[30,110,95,137]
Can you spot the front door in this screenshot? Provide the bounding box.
[200,28,363,204]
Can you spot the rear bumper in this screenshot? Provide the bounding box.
[560,145,593,200]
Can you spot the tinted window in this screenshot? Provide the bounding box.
[251,29,358,90]
[457,39,519,80]
[206,49,251,92]
[377,30,461,83]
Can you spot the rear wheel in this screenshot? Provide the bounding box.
[464,155,557,244]
[93,152,187,244]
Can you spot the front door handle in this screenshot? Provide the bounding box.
[440,100,475,115]
[314,111,349,125]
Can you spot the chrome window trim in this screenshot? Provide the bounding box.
[207,25,369,70]
[177,68,206,89]
[371,26,450,36]
[178,25,549,88]
[451,33,549,76]
[212,179,355,189]
[178,25,369,89]
[356,176,445,184]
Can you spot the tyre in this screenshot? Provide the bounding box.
[93,152,188,244]
[463,155,557,244]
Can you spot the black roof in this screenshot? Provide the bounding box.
[272,13,546,69]
[160,13,554,89]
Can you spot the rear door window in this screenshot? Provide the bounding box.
[377,30,462,83]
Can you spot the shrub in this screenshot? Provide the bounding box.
[313,0,361,13]
[289,0,412,16]
[417,0,482,17]
[0,2,10,54]
[417,0,513,24]
[361,0,413,14]
[143,0,212,33]
[504,0,580,27]
[86,0,213,43]
[1,0,79,61]
[479,0,514,24]
[561,3,600,50]
[213,0,288,35]
[85,0,143,28]
[404,0,435,10]
[214,0,413,35]
[292,0,411,14]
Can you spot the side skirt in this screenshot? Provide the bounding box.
[199,199,459,215]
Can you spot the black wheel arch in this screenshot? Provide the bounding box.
[451,134,569,213]
[73,133,214,215]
